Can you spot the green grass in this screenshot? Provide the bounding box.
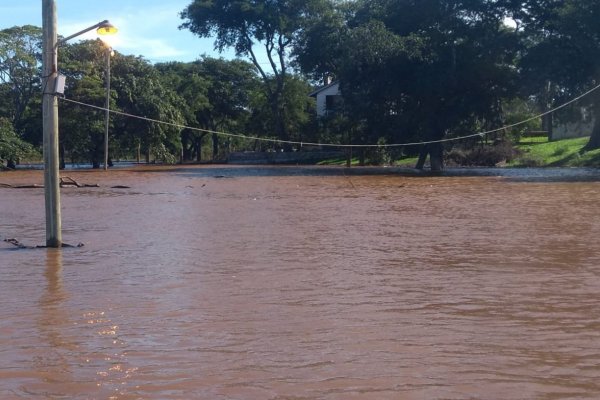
[393,156,419,167]
[318,155,419,167]
[307,137,600,168]
[317,157,360,166]
[510,136,600,167]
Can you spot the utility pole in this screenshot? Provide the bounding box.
[42,0,62,248]
[41,1,116,247]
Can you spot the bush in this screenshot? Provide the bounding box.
[0,118,37,167]
[445,140,519,166]
[516,154,544,167]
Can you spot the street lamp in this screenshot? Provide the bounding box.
[102,46,113,171]
[42,0,117,247]
[98,27,118,171]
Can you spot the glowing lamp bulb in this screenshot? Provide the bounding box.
[97,22,118,36]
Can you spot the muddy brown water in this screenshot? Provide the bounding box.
[1,165,600,399]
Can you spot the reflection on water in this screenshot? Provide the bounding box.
[1,165,600,399]
[40,249,66,349]
[32,249,75,396]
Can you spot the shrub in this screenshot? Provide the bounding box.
[445,140,519,166]
[0,118,37,167]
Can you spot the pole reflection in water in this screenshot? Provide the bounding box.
[43,249,64,302]
[33,250,75,394]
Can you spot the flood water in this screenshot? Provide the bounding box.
[1,165,600,399]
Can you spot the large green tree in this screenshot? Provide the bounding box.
[514,0,600,149]
[297,0,519,169]
[157,57,261,161]
[180,0,328,148]
[59,41,185,166]
[0,25,42,135]
[0,117,35,168]
[111,54,185,164]
[59,40,109,167]
[156,61,211,161]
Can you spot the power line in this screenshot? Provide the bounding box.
[60,81,600,148]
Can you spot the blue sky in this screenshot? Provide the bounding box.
[0,0,236,63]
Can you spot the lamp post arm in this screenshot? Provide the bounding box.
[56,20,110,46]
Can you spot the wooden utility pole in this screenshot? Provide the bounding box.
[42,0,62,247]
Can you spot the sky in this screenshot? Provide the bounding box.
[0,0,237,63]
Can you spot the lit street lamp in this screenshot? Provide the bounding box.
[97,23,118,171]
[42,0,117,247]
[101,45,115,171]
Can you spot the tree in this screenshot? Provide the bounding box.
[297,0,519,170]
[58,41,185,166]
[157,57,261,161]
[0,25,42,135]
[293,1,352,83]
[59,40,108,167]
[180,0,328,148]
[0,117,35,168]
[246,73,316,151]
[156,61,211,161]
[515,0,600,150]
[111,54,185,164]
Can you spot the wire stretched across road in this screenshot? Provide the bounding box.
[60,81,600,148]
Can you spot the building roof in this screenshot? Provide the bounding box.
[308,81,340,97]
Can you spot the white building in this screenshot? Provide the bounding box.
[552,106,595,140]
[309,81,342,117]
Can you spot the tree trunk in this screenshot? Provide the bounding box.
[543,113,554,141]
[584,119,600,150]
[197,133,208,162]
[358,148,365,166]
[584,104,600,150]
[273,102,292,152]
[430,143,444,172]
[195,140,201,162]
[212,133,219,161]
[415,143,444,171]
[415,145,428,170]
[346,147,352,168]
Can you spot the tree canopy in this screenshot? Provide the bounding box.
[180,0,327,146]
[1,0,600,169]
[296,0,520,168]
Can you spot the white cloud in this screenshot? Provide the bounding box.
[58,1,214,62]
[0,0,241,62]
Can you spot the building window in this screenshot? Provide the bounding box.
[325,95,343,114]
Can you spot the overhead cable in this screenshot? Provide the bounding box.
[60,81,600,148]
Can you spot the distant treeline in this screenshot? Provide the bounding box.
[1,1,600,169]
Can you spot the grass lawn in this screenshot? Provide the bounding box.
[318,155,419,167]
[511,136,600,167]
[318,136,600,168]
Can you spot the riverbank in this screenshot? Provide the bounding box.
[4,137,600,171]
